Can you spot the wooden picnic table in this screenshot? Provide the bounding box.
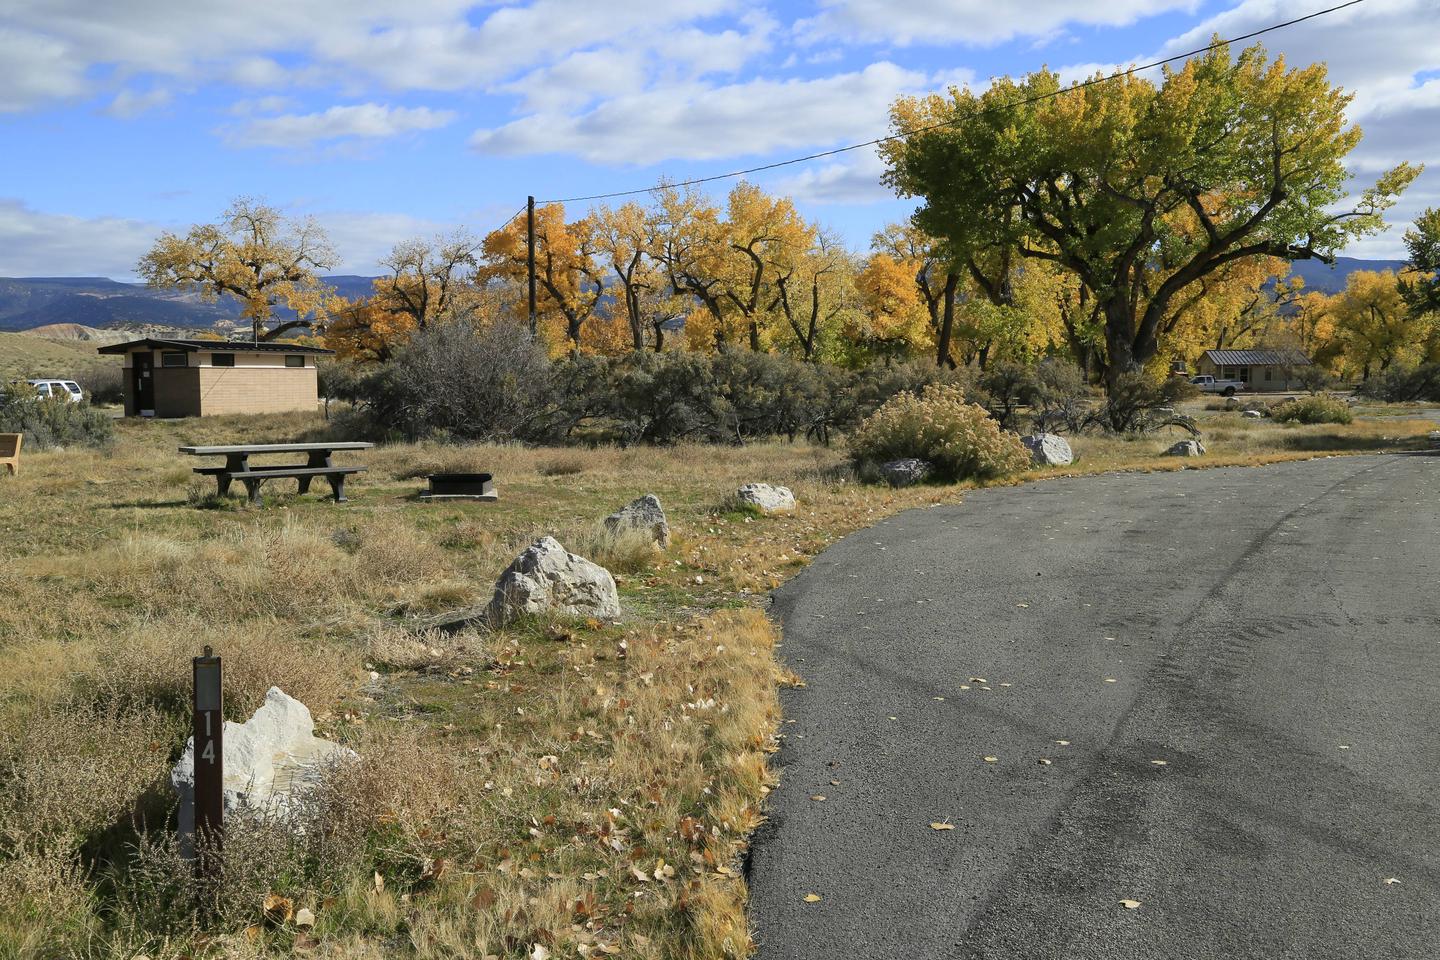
[179,442,374,505]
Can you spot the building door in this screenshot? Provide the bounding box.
[133,352,155,416]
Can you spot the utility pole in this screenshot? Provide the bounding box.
[526,196,537,336]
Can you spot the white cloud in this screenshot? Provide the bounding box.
[226,103,456,148]
[0,200,161,278]
[0,0,741,112]
[496,13,774,115]
[470,62,931,165]
[661,12,778,75]
[796,0,1196,47]
[227,95,299,116]
[500,49,652,115]
[770,147,895,205]
[0,199,485,278]
[0,27,87,112]
[314,210,457,273]
[227,57,291,88]
[104,87,172,118]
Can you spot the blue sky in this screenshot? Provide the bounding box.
[1,0,1436,279]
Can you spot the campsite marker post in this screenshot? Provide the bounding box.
[192,646,224,872]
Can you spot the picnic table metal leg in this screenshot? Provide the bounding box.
[327,473,348,503]
[242,478,264,506]
[299,450,332,495]
[218,453,247,496]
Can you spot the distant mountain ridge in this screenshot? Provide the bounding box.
[0,260,1408,335]
[0,275,379,333]
[1286,256,1408,294]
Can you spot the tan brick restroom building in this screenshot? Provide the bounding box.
[98,338,333,418]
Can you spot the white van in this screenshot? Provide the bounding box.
[27,379,84,402]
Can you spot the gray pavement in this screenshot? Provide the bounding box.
[748,453,1440,960]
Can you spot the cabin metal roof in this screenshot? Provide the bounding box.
[97,338,334,356]
[1202,349,1311,367]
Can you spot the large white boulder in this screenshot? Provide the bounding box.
[1021,433,1074,466]
[1164,439,1207,457]
[489,536,620,625]
[604,494,670,548]
[171,687,356,846]
[737,483,796,514]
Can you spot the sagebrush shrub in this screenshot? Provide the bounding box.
[1271,395,1353,424]
[1355,363,1440,402]
[0,382,115,450]
[848,384,1030,481]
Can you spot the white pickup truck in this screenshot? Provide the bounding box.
[1189,374,1245,396]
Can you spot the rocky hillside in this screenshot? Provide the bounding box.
[0,276,378,333]
[0,331,121,381]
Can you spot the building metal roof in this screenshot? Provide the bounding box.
[1202,349,1311,367]
[97,338,334,356]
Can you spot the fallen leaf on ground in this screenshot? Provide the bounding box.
[803,893,822,903]
[1120,899,1142,909]
[929,822,956,831]
[983,756,998,763]
[810,795,826,801]
[1056,740,1071,746]
[1104,678,1118,683]
[1037,758,1052,765]
[1383,877,1401,885]
[1150,760,1168,766]
[262,893,293,926]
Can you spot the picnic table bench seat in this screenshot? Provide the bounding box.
[224,465,364,504]
[0,433,20,476]
[179,441,372,505]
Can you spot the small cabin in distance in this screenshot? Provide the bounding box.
[97,338,333,418]
[1196,349,1313,392]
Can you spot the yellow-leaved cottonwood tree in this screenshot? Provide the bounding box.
[138,197,337,341]
[883,40,1420,389]
[482,204,606,355]
[1313,270,1430,378]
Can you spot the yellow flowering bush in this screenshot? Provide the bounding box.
[849,383,1031,481]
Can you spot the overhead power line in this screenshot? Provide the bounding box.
[532,0,1366,207]
[491,204,529,232]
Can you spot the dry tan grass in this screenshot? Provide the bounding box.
[0,405,1433,958]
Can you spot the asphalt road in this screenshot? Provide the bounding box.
[747,453,1440,960]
